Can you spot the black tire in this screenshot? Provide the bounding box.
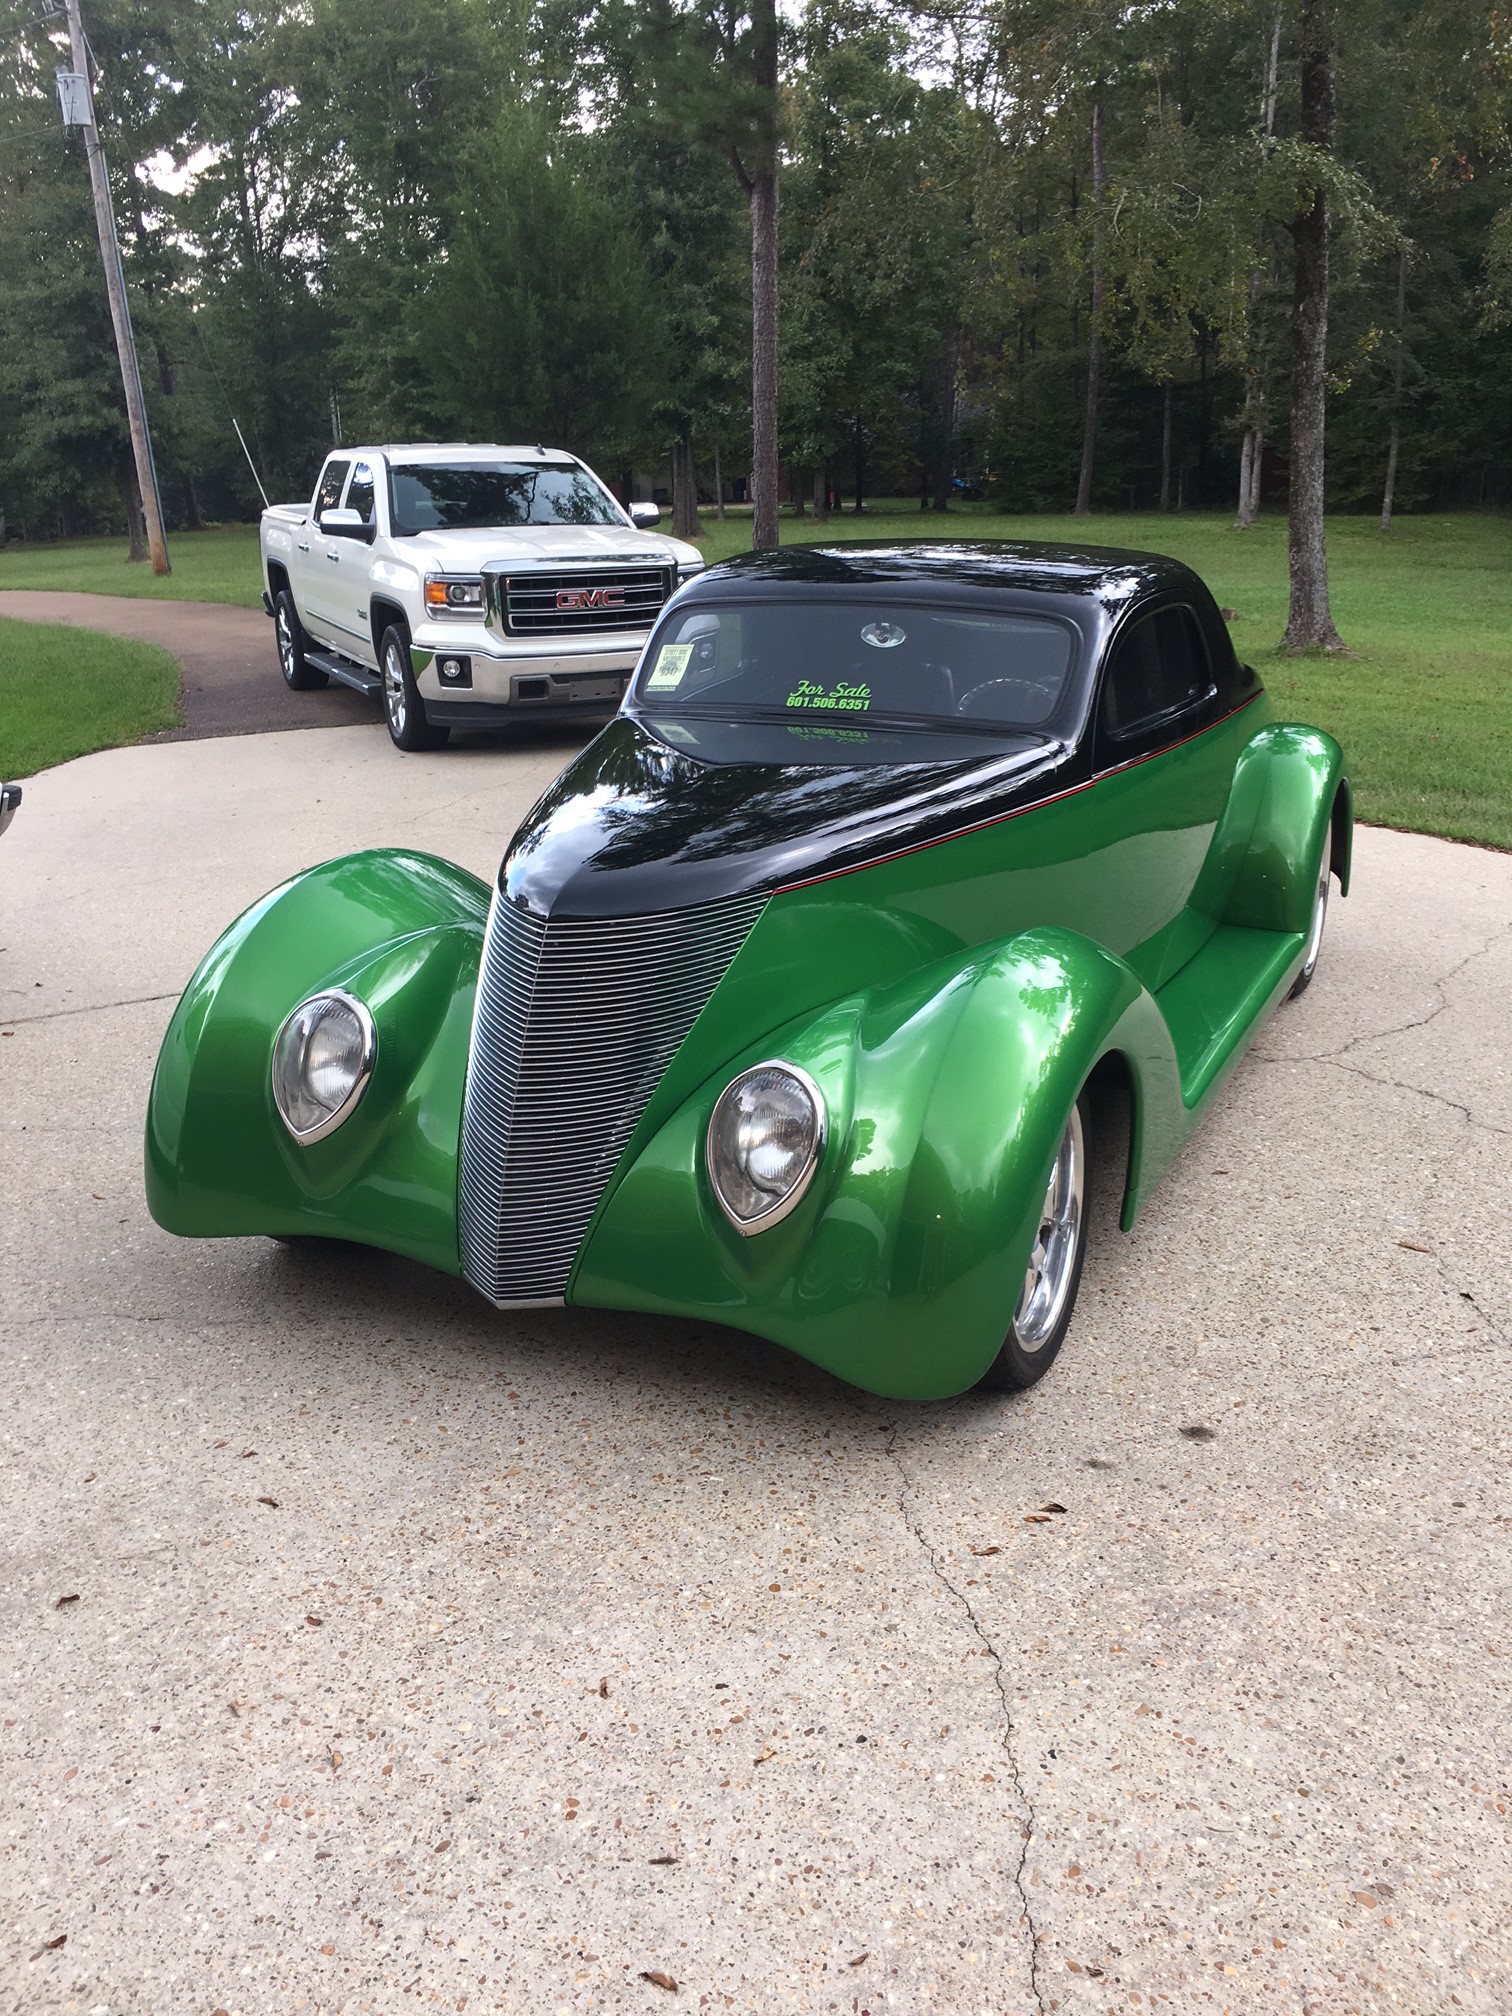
[1288,823,1333,999]
[977,1092,1093,1392]
[380,623,449,752]
[274,587,327,691]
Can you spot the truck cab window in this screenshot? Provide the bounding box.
[345,462,376,526]
[315,460,350,516]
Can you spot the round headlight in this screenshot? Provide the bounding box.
[706,1062,826,1233]
[270,990,375,1143]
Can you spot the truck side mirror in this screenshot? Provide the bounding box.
[628,502,661,529]
[319,507,372,541]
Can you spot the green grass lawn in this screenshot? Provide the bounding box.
[0,617,182,777]
[3,507,1507,846]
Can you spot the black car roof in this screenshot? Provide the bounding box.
[680,539,1201,610]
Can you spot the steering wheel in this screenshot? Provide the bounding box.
[954,676,1056,720]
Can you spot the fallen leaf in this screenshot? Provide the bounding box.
[640,1970,678,1991]
[54,1593,80,1608]
[847,1952,869,1967]
[1179,1425,1215,1441]
[599,1678,610,1699]
[91,1193,104,1201]
[1040,1502,1067,1514]
[31,1935,66,1956]
[82,1473,96,1483]
[1086,1964,1105,1978]
[1085,1456,1114,1470]
[1353,1890,1380,1908]
[969,1544,1001,1557]
[1023,1514,1051,1524]
[1397,1240,1431,1254]
[1066,1862,1081,1878]
[257,1497,279,1508]
[240,1449,257,1459]
[649,1855,678,1865]
[214,1440,228,1449]
[329,1750,343,1771]
[754,1747,776,1766]
[306,1615,322,1627]
[768,1582,781,1592]
[434,1839,452,1854]
[320,1942,335,1956]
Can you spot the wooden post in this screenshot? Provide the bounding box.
[62,0,170,574]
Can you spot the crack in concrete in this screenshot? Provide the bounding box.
[1249,1048,1512,1140]
[0,991,178,1029]
[882,1422,1047,2016]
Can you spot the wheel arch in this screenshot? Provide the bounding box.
[370,596,409,660]
[266,559,291,602]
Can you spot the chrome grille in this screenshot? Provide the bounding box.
[487,565,672,638]
[458,889,768,1306]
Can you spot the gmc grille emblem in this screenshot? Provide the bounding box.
[556,585,627,611]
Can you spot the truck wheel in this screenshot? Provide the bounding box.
[976,1093,1092,1392]
[274,588,327,691]
[381,625,449,752]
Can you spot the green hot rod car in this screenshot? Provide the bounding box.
[146,543,1349,1400]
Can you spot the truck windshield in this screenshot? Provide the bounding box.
[634,601,1077,736]
[389,461,622,534]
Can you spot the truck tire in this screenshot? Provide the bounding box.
[274,587,327,691]
[380,624,450,752]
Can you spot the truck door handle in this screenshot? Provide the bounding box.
[297,540,310,552]
[325,549,340,562]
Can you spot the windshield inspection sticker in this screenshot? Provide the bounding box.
[785,678,871,713]
[860,620,907,649]
[645,642,694,692]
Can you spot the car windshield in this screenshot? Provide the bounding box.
[389,461,622,534]
[633,600,1076,735]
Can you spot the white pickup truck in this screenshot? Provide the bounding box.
[259,443,702,750]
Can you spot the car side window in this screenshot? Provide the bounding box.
[314,459,350,516]
[345,461,376,525]
[1101,605,1212,743]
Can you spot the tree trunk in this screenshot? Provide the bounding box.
[1380,247,1408,531]
[672,426,703,539]
[181,472,204,533]
[713,440,726,519]
[1281,0,1345,652]
[1237,5,1283,530]
[853,418,865,514]
[1160,379,1174,511]
[812,464,828,522]
[746,0,780,552]
[1073,99,1106,517]
[789,461,805,516]
[931,334,957,512]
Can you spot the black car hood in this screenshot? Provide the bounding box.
[500,713,1071,920]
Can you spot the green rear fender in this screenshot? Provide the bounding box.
[145,850,489,1269]
[1194,722,1351,932]
[571,926,1183,1401]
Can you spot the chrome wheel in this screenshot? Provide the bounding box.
[384,638,409,738]
[1290,825,1333,997]
[1013,1104,1086,1354]
[276,603,296,681]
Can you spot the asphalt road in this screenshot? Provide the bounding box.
[2,723,1509,2015]
[0,590,378,738]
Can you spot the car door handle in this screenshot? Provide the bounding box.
[325,549,340,562]
[297,540,310,552]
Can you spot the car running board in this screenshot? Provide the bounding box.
[304,647,383,699]
[1157,921,1307,1113]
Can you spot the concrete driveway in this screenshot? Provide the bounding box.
[3,723,1509,2016]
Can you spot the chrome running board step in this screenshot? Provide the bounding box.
[305,648,382,698]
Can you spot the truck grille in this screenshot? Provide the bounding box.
[486,565,673,638]
[458,888,768,1306]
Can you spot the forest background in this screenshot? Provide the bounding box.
[3,0,1511,553]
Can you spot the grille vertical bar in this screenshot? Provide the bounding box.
[458,889,768,1305]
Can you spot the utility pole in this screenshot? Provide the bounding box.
[57,0,170,574]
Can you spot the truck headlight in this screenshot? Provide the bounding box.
[423,575,484,612]
[271,990,376,1143]
[706,1062,825,1233]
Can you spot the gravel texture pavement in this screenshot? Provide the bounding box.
[2,723,1509,2016]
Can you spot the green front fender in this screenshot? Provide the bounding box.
[571,926,1184,1401]
[145,850,489,1270]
